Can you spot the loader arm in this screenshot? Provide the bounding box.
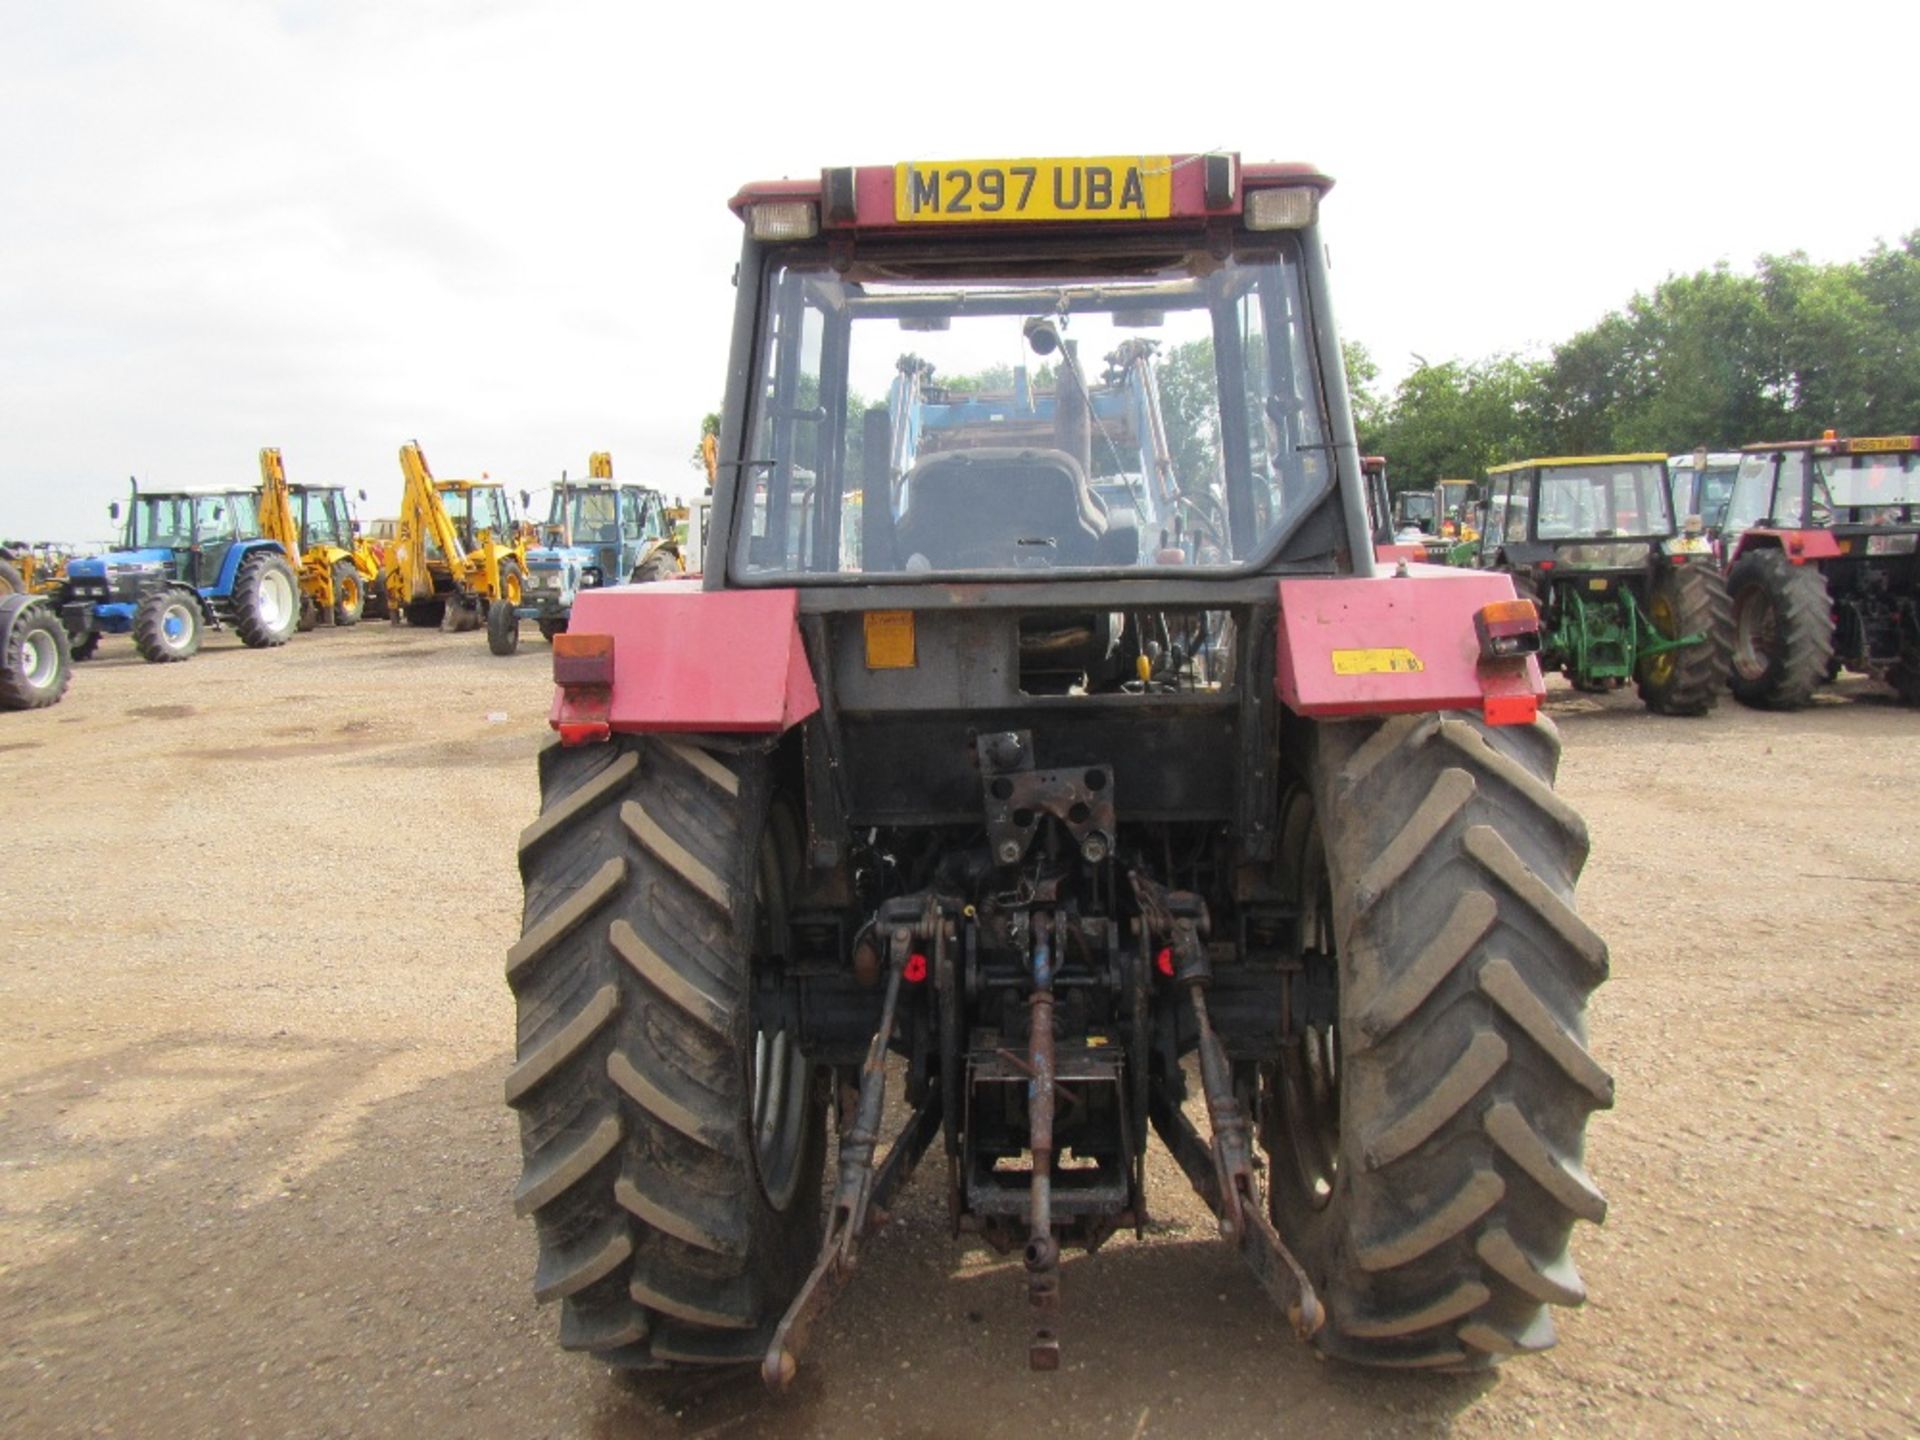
[258,448,303,572]
[394,443,475,602]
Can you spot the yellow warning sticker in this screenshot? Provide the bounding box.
[1331,647,1424,675]
[863,610,917,670]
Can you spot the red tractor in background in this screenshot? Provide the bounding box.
[1720,434,1920,708]
[504,154,1611,1386]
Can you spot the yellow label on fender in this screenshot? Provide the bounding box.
[1331,647,1424,675]
[895,157,1172,223]
[863,610,916,669]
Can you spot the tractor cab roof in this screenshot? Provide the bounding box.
[1740,435,1917,456]
[1486,454,1666,475]
[728,155,1333,239]
[126,484,255,499]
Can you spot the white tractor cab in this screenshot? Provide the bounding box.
[1667,450,1742,546]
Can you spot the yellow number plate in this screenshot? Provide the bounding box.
[1331,647,1425,676]
[895,157,1172,224]
[1848,435,1915,453]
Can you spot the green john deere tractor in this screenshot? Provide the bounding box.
[1477,454,1732,714]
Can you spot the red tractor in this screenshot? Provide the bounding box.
[505,154,1611,1384]
[1721,434,1920,707]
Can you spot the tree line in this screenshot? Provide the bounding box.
[1346,231,1919,487]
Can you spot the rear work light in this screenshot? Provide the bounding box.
[749,201,820,241]
[1245,186,1318,230]
[1474,599,1542,661]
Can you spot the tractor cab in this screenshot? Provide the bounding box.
[1478,455,1729,713]
[510,479,679,647]
[1721,435,1920,706]
[434,480,518,557]
[1667,450,1741,544]
[65,488,259,612]
[290,484,355,552]
[1391,488,1437,532]
[537,482,671,584]
[1436,478,1480,541]
[127,489,260,586]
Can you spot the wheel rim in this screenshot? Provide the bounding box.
[504,569,523,605]
[1644,589,1678,686]
[750,1026,809,1210]
[257,570,294,629]
[163,601,195,652]
[1732,584,1777,683]
[21,631,57,689]
[341,575,361,609]
[749,811,811,1211]
[1272,797,1341,1213]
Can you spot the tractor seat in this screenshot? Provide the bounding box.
[894,447,1132,570]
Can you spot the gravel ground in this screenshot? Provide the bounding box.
[0,622,1915,1438]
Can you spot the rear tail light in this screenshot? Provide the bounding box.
[1475,599,1542,661]
[553,631,614,687]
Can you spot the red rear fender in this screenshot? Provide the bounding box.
[1731,528,1842,564]
[550,582,819,737]
[1275,570,1544,726]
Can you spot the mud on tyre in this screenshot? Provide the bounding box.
[506,734,825,1368]
[1264,711,1612,1370]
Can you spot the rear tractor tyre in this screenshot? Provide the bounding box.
[332,561,365,626]
[70,629,101,662]
[507,736,825,1370]
[488,597,521,656]
[0,560,24,596]
[405,599,446,628]
[133,588,202,663]
[362,571,390,621]
[232,551,300,648]
[297,597,318,634]
[1,605,72,709]
[1635,563,1732,716]
[1726,549,1832,710]
[1264,712,1612,1370]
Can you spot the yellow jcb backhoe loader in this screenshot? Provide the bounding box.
[259,448,383,629]
[384,442,526,631]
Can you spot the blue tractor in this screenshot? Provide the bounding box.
[57,486,302,663]
[489,468,680,655]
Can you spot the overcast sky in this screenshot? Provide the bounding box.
[2,0,1913,542]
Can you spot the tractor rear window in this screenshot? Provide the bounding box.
[733,243,1332,580]
[1533,463,1672,540]
[1818,453,1920,514]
